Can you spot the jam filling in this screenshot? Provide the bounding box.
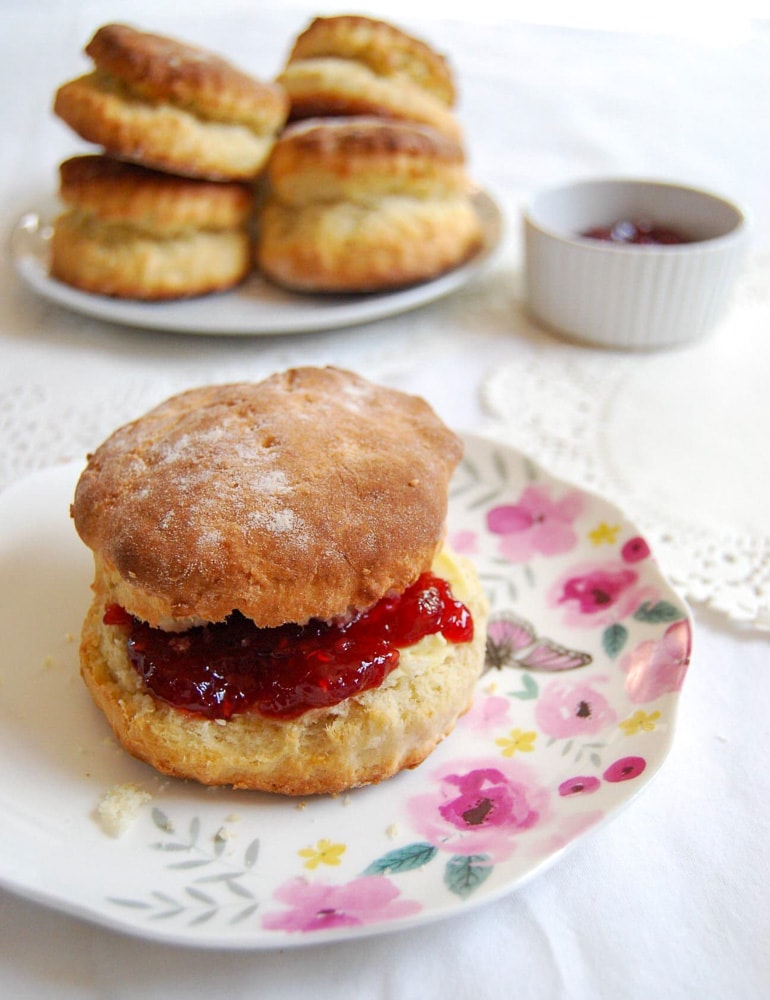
[580,220,690,245]
[103,573,473,721]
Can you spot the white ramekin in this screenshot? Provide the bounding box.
[523,178,748,349]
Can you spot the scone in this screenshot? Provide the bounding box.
[71,367,489,795]
[53,23,288,180]
[278,14,461,142]
[256,117,483,293]
[50,155,254,299]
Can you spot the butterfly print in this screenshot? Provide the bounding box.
[485,611,592,673]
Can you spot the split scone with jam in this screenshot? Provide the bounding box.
[71,367,489,796]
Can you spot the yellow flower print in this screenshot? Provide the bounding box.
[299,839,347,870]
[495,727,537,758]
[588,522,621,546]
[619,710,661,736]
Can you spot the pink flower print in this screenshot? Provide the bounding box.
[462,694,511,732]
[549,560,658,628]
[622,618,692,704]
[261,875,421,933]
[447,529,478,556]
[603,756,646,782]
[486,485,583,563]
[407,758,549,862]
[560,567,637,613]
[621,536,651,563]
[558,775,601,797]
[535,676,618,738]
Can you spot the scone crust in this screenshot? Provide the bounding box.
[286,15,455,106]
[58,155,253,233]
[278,59,461,142]
[72,368,463,628]
[54,73,277,180]
[86,23,288,130]
[50,213,251,299]
[256,118,482,292]
[265,117,469,205]
[257,196,482,293]
[79,549,488,795]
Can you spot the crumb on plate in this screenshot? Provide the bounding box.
[95,782,152,837]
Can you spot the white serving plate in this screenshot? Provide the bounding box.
[11,189,502,336]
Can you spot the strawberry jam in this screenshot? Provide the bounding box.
[103,573,473,721]
[581,219,690,245]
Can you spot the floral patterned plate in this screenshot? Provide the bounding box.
[0,436,691,949]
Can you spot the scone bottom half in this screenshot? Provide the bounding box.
[48,155,256,301]
[72,367,489,795]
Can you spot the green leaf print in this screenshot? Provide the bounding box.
[510,673,539,700]
[444,854,493,899]
[602,623,628,658]
[363,842,438,876]
[633,601,683,623]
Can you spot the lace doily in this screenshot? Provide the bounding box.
[0,310,446,493]
[481,255,770,631]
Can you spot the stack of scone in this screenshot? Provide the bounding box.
[257,14,480,293]
[72,367,489,795]
[51,22,288,299]
[49,16,484,301]
[256,116,482,293]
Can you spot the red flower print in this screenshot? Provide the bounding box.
[407,758,549,862]
[621,536,651,563]
[603,756,647,782]
[438,768,538,831]
[549,560,659,629]
[558,775,601,797]
[560,568,638,613]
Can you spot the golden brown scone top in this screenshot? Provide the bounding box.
[72,368,463,629]
[58,155,253,232]
[85,23,288,130]
[287,15,455,106]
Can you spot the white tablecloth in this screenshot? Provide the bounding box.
[2,3,769,997]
